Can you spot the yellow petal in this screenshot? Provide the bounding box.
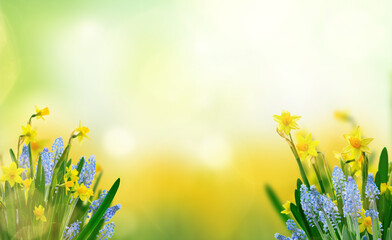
[361,138,374,146]
[305,133,312,142]
[273,115,282,122]
[308,149,318,157]
[367,225,373,235]
[359,223,365,233]
[360,146,371,154]
[14,176,23,184]
[342,145,352,154]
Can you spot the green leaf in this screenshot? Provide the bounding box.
[290,203,306,232]
[28,143,34,179]
[87,219,105,240]
[76,157,85,175]
[76,178,120,240]
[5,182,16,237]
[9,149,17,166]
[342,225,355,240]
[265,184,288,224]
[378,147,389,186]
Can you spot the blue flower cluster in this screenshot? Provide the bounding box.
[300,184,340,233]
[365,174,380,201]
[78,155,96,188]
[63,220,81,240]
[40,137,64,185]
[18,144,30,170]
[274,219,307,240]
[332,166,345,197]
[343,176,362,217]
[88,190,108,218]
[103,204,121,222]
[300,185,319,226]
[98,222,115,240]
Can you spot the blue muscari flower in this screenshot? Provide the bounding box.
[343,176,362,217]
[41,147,53,185]
[98,222,115,240]
[103,204,121,222]
[88,190,108,218]
[40,137,64,185]
[365,173,380,201]
[19,144,30,170]
[332,166,345,197]
[78,155,96,188]
[365,209,379,219]
[275,219,307,240]
[300,184,320,226]
[318,194,340,232]
[274,233,290,240]
[286,219,307,240]
[63,220,81,240]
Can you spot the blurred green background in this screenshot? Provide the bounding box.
[0,0,392,239]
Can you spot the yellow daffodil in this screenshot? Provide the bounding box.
[281,201,291,214]
[64,179,75,193]
[273,110,300,135]
[0,162,24,187]
[66,166,79,182]
[33,205,47,222]
[296,133,319,160]
[358,209,372,235]
[22,178,33,191]
[75,121,90,143]
[35,106,49,120]
[21,124,37,145]
[343,127,373,160]
[73,183,93,201]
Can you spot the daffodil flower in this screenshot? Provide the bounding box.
[73,183,93,201]
[33,205,47,222]
[21,124,37,145]
[296,133,319,161]
[281,201,291,215]
[273,110,300,135]
[35,106,50,120]
[343,126,373,160]
[22,178,33,191]
[0,162,24,187]
[75,121,90,143]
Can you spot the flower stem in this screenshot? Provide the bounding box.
[289,134,310,187]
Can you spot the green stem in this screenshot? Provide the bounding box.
[312,161,326,194]
[362,153,369,209]
[289,134,310,187]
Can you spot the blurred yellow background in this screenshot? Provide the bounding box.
[1,0,392,239]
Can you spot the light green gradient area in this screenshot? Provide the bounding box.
[1,0,392,239]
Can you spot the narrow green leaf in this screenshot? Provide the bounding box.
[5,182,16,237]
[87,219,105,240]
[290,203,306,232]
[265,184,288,224]
[76,178,120,240]
[9,149,17,166]
[76,157,85,177]
[28,143,34,179]
[378,147,389,186]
